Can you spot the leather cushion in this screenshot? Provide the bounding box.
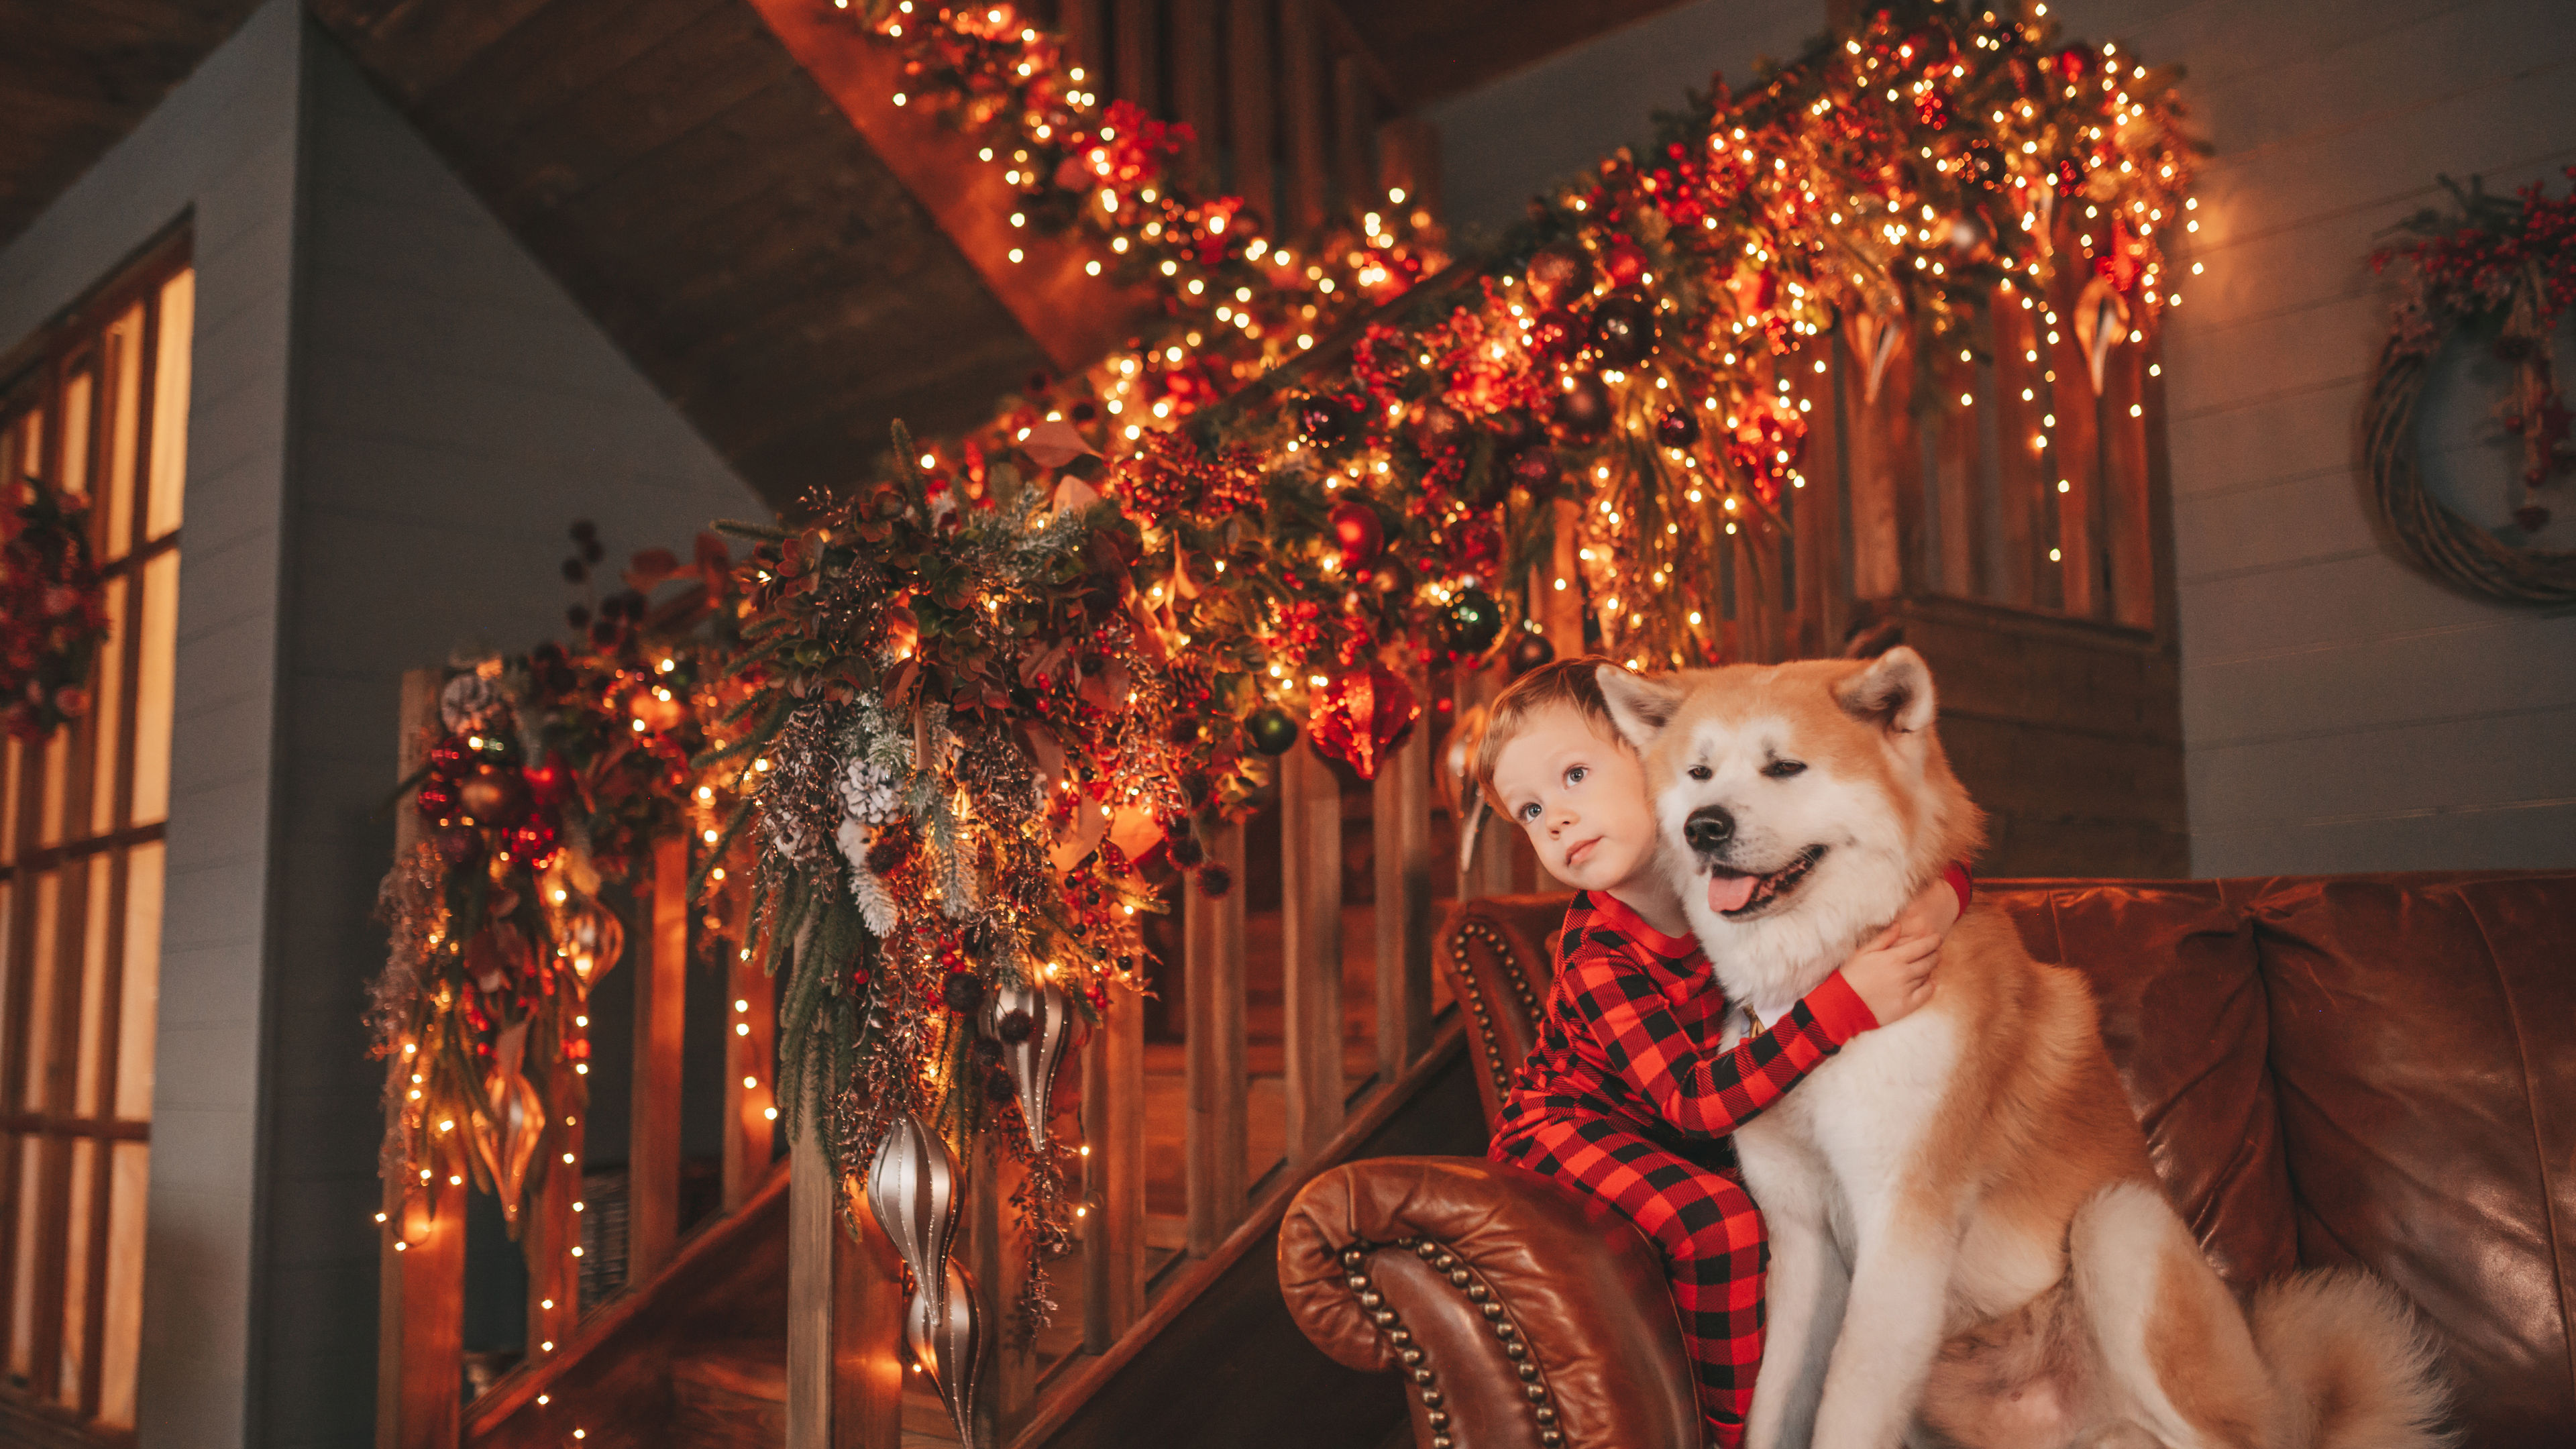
[1983,879,2297,1286]
[2251,872,2576,1447]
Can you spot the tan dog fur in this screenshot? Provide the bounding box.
[1596,650,2449,1449]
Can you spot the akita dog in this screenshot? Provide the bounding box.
[1594,650,2449,1449]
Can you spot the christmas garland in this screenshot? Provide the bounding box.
[1,470,111,742]
[372,527,755,1238]
[2365,170,2576,605]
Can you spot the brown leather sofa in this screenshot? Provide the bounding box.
[1278,872,2576,1448]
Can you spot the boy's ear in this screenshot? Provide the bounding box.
[1595,664,1684,750]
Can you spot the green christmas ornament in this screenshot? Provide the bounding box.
[1243,706,1301,756]
[1443,587,1504,657]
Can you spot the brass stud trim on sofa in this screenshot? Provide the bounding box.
[1448,922,1520,1099]
[1331,1235,1563,1449]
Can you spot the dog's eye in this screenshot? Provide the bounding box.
[1764,759,1807,780]
[1686,765,1713,782]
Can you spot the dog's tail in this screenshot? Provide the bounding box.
[2250,1269,2453,1449]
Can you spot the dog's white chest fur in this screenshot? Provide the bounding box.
[1723,1005,1959,1236]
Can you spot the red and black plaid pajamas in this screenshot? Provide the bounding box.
[1489,891,1876,1449]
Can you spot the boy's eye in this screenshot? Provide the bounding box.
[1564,765,1587,786]
[1687,765,1713,781]
[1764,759,1807,780]
[1517,802,1541,822]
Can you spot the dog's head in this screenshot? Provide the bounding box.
[1595,649,1985,998]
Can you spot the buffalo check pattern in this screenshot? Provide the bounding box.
[1489,890,1874,1449]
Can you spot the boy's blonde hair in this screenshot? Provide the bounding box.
[1470,654,1625,809]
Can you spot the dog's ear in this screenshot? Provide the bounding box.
[1595,663,1684,749]
[1834,646,1937,735]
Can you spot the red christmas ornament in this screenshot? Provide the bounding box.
[1328,499,1385,566]
[1602,239,1648,290]
[1528,308,1582,362]
[1524,246,1590,308]
[1305,663,1421,781]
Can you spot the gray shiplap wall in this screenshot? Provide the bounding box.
[0,5,305,1444]
[0,7,765,1444]
[1430,0,2576,875]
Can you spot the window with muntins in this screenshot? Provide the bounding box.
[0,233,191,1443]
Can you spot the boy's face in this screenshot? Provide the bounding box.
[1489,702,1664,897]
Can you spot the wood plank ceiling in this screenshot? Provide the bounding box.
[0,0,270,247]
[305,0,1141,513]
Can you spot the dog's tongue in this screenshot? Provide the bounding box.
[1707,871,1758,914]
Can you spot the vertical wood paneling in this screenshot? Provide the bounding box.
[1277,743,1342,1167]
[1332,55,1373,217]
[626,837,687,1281]
[525,1115,580,1362]
[1933,347,1982,599]
[1114,0,1159,109]
[1370,725,1431,1084]
[1788,335,1845,657]
[1181,818,1244,1257]
[2099,341,2157,630]
[1059,0,1107,86]
[1375,116,1437,213]
[1455,663,1513,900]
[722,894,774,1210]
[1226,0,1273,227]
[1277,0,1327,235]
[2042,265,2104,620]
[1167,0,1221,192]
[1842,320,1914,600]
[1990,296,2047,611]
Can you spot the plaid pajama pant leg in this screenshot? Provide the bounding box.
[1499,1117,1767,1449]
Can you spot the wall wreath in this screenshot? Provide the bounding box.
[1,469,110,741]
[2365,170,2576,606]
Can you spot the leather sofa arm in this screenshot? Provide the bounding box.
[1440,895,1576,1126]
[1279,1157,1699,1449]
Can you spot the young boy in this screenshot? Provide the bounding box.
[1474,657,1967,1449]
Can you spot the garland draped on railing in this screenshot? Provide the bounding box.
[375,5,2199,1436]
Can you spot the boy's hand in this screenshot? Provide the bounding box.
[1843,924,1941,1027]
[1894,871,1964,942]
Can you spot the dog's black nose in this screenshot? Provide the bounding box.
[1684,806,1735,852]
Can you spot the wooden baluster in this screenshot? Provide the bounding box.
[967,1128,1034,1438]
[1843,318,1917,600]
[1059,0,1107,84]
[1332,55,1374,215]
[1278,743,1344,1167]
[1227,0,1274,229]
[525,1109,580,1363]
[1371,725,1432,1084]
[1279,0,1328,235]
[1183,820,1247,1256]
[1454,664,1513,902]
[2139,327,2182,641]
[785,1128,904,1449]
[723,889,776,1211]
[628,837,687,1281]
[2099,335,2157,629]
[1377,117,1438,215]
[1932,342,1983,600]
[380,669,464,1449]
[1079,992,1145,1348]
[2043,252,2104,619]
[1541,498,1585,659]
[1114,0,1158,109]
[1990,292,2049,611]
[1788,335,1847,657]
[1169,0,1222,192]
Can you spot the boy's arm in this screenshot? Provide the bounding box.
[1569,951,1874,1139]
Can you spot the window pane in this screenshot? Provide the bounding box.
[58,1137,95,1405]
[115,843,162,1120]
[25,869,58,1103]
[97,1142,149,1429]
[130,551,179,827]
[75,853,113,1118]
[146,270,192,541]
[7,1137,36,1379]
[1,736,17,864]
[103,305,146,561]
[89,576,129,837]
[38,729,66,849]
[60,368,93,499]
